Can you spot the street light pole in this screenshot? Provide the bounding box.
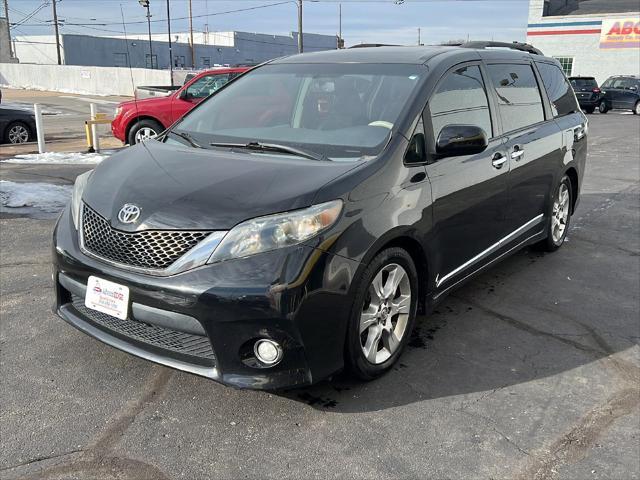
[297,0,303,53]
[51,0,62,65]
[138,0,154,68]
[166,0,174,85]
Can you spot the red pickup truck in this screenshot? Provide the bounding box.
[111,67,250,145]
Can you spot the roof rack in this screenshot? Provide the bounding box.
[460,41,543,56]
[349,43,400,48]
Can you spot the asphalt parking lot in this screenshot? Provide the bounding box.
[1,113,639,479]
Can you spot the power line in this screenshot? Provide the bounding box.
[15,1,293,27]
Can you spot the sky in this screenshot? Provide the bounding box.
[6,0,530,47]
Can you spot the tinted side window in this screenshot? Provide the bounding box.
[601,78,613,88]
[186,74,231,98]
[611,78,627,88]
[429,64,492,143]
[487,64,544,131]
[537,63,579,117]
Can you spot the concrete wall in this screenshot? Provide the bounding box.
[0,63,171,96]
[527,0,640,84]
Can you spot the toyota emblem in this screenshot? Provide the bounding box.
[118,204,141,224]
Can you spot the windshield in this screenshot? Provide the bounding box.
[173,63,425,161]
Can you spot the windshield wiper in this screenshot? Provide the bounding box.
[169,130,204,149]
[209,141,326,162]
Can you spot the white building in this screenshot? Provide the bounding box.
[527,0,639,84]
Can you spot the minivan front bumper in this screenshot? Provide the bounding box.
[53,206,360,390]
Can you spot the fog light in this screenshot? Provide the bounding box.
[254,339,283,366]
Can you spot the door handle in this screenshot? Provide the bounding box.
[511,145,524,160]
[492,153,506,169]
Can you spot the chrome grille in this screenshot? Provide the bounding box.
[71,295,215,364]
[81,204,210,270]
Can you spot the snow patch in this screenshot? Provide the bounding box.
[0,180,72,216]
[3,152,108,164]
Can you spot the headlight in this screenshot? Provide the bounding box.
[208,200,343,263]
[71,170,92,229]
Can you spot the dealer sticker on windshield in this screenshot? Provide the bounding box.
[85,276,130,320]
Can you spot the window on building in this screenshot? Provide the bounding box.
[487,64,545,132]
[553,57,574,76]
[174,55,186,68]
[428,64,493,142]
[536,62,579,117]
[145,54,157,69]
[201,57,211,68]
[113,53,129,67]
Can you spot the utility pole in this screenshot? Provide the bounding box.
[417,27,421,46]
[166,0,174,85]
[297,0,303,53]
[188,0,195,68]
[51,0,62,65]
[338,3,342,48]
[138,1,153,68]
[3,0,13,59]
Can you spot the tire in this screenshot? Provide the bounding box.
[127,119,163,145]
[345,247,419,380]
[598,100,609,114]
[634,101,640,115]
[584,106,595,114]
[4,121,31,144]
[534,175,573,252]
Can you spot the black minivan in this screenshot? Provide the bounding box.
[53,44,587,390]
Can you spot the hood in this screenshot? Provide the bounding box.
[0,106,35,117]
[119,96,169,109]
[83,140,360,231]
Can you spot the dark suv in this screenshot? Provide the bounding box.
[53,43,587,390]
[569,76,601,113]
[599,75,640,114]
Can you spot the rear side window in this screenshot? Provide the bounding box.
[538,63,579,117]
[487,64,544,131]
[429,64,493,141]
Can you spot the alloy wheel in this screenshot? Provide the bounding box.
[359,263,411,365]
[8,124,29,144]
[635,102,640,115]
[551,182,570,243]
[135,127,157,143]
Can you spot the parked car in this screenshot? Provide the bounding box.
[598,75,640,114]
[54,43,587,390]
[569,76,601,113]
[0,104,36,144]
[111,66,251,145]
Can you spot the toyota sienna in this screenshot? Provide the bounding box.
[53,43,588,389]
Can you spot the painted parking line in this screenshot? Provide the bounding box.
[58,96,120,105]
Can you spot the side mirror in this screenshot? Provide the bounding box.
[179,89,190,100]
[629,85,638,91]
[436,125,488,158]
